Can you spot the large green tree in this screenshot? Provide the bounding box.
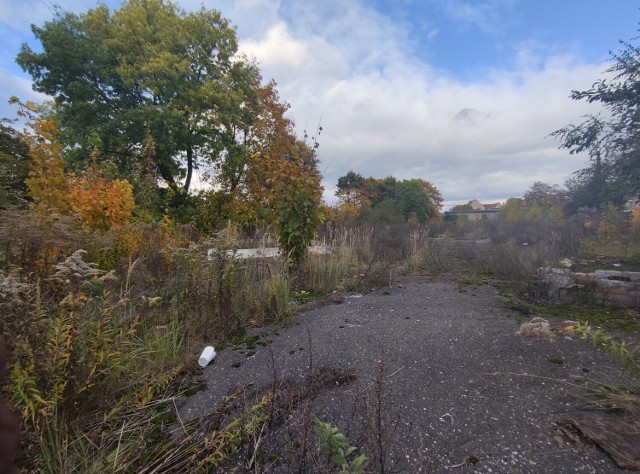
[523,181,565,207]
[552,32,640,209]
[14,0,324,255]
[396,179,434,222]
[17,0,259,198]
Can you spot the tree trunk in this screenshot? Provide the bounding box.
[185,147,193,193]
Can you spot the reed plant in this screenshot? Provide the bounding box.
[300,226,374,293]
[396,227,443,274]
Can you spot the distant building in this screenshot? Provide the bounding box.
[445,199,502,221]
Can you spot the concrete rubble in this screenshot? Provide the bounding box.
[537,266,640,308]
[207,245,332,260]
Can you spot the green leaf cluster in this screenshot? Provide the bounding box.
[499,182,565,222]
[0,122,30,208]
[14,0,325,259]
[273,141,323,263]
[313,419,368,474]
[17,0,259,205]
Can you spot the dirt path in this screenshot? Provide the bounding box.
[181,277,633,472]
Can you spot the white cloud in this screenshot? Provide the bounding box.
[235,5,602,207]
[241,22,308,69]
[426,28,439,41]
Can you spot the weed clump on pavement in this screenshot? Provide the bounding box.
[516,316,555,342]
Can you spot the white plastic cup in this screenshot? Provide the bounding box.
[198,346,216,367]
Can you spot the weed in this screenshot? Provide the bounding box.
[268,271,291,321]
[357,359,413,474]
[198,393,272,469]
[0,217,474,471]
[576,322,640,380]
[314,419,368,473]
[458,220,582,297]
[574,321,640,417]
[457,271,488,292]
[293,288,324,304]
[243,335,260,347]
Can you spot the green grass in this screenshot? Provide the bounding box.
[580,238,640,261]
[224,333,274,357]
[547,356,565,365]
[572,239,640,272]
[457,271,489,292]
[503,296,539,315]
[541,304,640,332]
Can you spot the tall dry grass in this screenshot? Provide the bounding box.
[456,219,583,296]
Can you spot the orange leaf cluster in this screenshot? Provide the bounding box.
[68,168,135,231]
[13,98,135,230]
[246,83,321,214]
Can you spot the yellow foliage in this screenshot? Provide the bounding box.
[14,100,73,214]
[12,98,135,230]
[499,196,564,223]
[598,204,628,241]
[68,167,135,230]
[319,204,338,225]
[35,244,64,270]
[116,225,150,258]
[336,202,359,222]
[115,220,184,264]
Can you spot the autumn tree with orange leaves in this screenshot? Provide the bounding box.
[68,166,135,230]
[245,82,323,262]
[11,98,135,230]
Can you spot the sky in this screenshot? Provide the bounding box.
[1,0,638,210]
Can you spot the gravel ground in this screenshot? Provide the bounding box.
[180,280,632,473]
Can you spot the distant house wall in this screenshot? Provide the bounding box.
[446,199,503,221]
[468,199,483,211]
